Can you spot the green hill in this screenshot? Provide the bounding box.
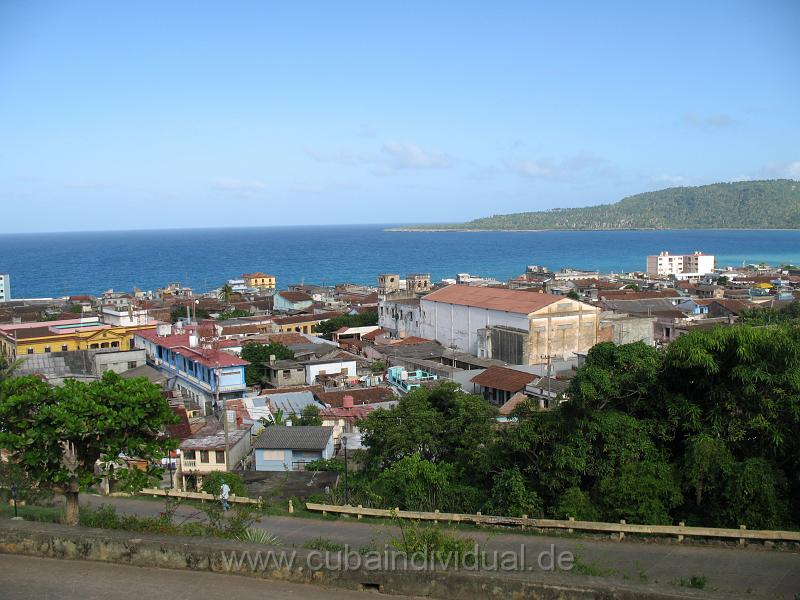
[398,179,800,230]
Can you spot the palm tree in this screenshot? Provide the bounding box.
[0,355,21,383]
[218,283,233,304]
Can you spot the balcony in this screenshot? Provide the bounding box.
[182,459,196,469]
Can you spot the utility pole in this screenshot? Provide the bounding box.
[216,364,230,471]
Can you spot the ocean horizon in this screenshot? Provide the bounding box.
[1,225,799,298]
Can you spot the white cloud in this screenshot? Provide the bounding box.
[210,178,266,193]
[684,111,737,131]
[509,153,610,180]
[64,179,115,190]
[382,141,450,169]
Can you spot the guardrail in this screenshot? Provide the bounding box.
[305,503,800,546]
[140,487,263,507]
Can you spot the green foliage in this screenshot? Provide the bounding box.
[218,283,233,304]
[305,458,345,473]
[370,360,387,373]
[483,467,541,517]
[200,471,246,497]
[553,487,600,521]
[740,300,800,325]
[170,305,210,323]
[373,454,460,512]
[720,458,789,530]
[111,465,163,494]
[0,371,177,522]
[598,460,682,525]
[217,309,250,320]
[405,180,800,230]
[298,405,323,426]
[240,342,295,386]
[303,537,345,551]
[566,290,580,300]
[391,521,477,567]
[315,311,378,338]
[237,528,281,546]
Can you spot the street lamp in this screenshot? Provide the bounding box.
[342,436,349,506]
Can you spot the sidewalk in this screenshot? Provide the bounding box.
[82,494,800,599]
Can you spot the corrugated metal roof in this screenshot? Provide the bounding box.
[422,285,563,314]
[253,426,333,450]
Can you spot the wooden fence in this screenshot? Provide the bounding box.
[305,503,800,546]
[140,487,263,507]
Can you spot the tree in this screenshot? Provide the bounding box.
[0,355,21,383]
[298,405,323,426]
[716,276,729,286]
[0,372,177,524]
[315,311,378,338]
[553,487,599,521]
[240,342,294,386]
[217,309,250,321]
[483,466,542,517]
[720,458,789,529]
[566,290,580,300]
[598,460,682,525]
[623,283,640,291]
[373,454,460,512]
[170,305,210,323]
[218,283,233,304]
[201,471,246,497]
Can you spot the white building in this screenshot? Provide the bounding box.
[380,285,600,365]
[0,273,9,302]
[646,252,715,277]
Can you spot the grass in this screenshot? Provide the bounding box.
[302,537,345,552]
[674,575,708,590]
[0,503,62,523]
[570,544,617,577]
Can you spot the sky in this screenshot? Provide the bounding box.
[0,1,798,233]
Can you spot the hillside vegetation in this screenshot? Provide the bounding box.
[403,180,800,230]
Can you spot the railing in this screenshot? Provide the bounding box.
[182,459,196,468]
[305,503,800,546]
[140,487,263,506]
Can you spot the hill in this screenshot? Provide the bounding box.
[396,180,800,230]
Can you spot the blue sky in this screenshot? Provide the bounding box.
[0,1,798,233]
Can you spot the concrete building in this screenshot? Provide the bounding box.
[273,291,313,312]
[377,273,401,296]
[15,348,147,385]
[646,251,715,277]
[396,285,601,365]
[243,272,276,290]
[253,426,334,471]
[178,428,251,490]
[0,273,10,302]
[133,327,249,413]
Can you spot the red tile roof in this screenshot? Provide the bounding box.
[391,336,433,346]
[273,311,342,325]
[600,290,680,301]
[423,285,564,314]
[471,365,538,393]
[277,291,313,303]
[171,345,249,368]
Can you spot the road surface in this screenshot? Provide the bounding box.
[75,494,800,598]
[0,554,415,600]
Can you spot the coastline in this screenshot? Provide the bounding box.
[386,227,800,233]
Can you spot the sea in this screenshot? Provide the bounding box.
[1,226,799,299]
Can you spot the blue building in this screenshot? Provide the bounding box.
[386,365,438,394]
[134,328,249,414]
[253,426,334,471]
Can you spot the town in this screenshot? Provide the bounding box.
[1,252,798,493]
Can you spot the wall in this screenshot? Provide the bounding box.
[305,360,356,384]
[93,349,147,374]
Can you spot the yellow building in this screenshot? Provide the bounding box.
[243,272,276,289]
[271,311,341,334]
[0,317,158,359]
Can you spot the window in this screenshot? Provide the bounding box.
[61,345,68,352]
[111,341,119,348]
[90,343,99,349]
[184,450,196,460]
[263,450,284,461]
[128,361,138,369]
[215,450,225,463]
[200,450,209,463]
[100,342,109,348]
[27,348,34,355]
[44,346,51,353]
[282,370,291,378]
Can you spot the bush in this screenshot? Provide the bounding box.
[201,472,246,497]
[305,458,345,473]
[303,537,345,552]
[553,487,600,521]
[483,466,542,517]
[391,521,477,567]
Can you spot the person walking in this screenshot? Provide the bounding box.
[220,481,231,511]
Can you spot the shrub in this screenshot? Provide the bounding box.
[553,487,600,521]
[305,458,345,473]
[391,521,477,567]
[201,471,246,497]
[303,537,345,552]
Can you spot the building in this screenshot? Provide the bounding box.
[14,348,147,385]
[470,365,538,406]
[273,291,313,312]
[272,311,342,334]
[133,327,249,412]
[253,426,334,471]
[0,316,158,360]
[386,365,438,393]
[381,285,600,365]
[243,272,276,290]
[0,273,9,302]
[178,428,251,490]
[263,359,307,388]
[377,274,401,296]
[646,252,715,277]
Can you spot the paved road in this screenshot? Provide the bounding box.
[82,494,800,599]
[0,554,414,600]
